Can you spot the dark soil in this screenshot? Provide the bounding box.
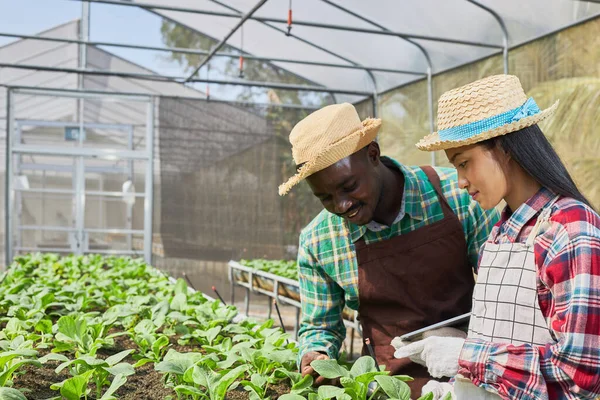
[225,381,292,400]
[11,333,293,400]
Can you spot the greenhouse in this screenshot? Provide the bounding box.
[1,0,600,399]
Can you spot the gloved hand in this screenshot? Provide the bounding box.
[393,335,464,378]
[391,327,466,367]
[421,380,455,400]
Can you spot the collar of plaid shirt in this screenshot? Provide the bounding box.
[493,186,557,243]
[348,157,426,243]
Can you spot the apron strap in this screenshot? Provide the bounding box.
[421,166,454,219]
[525,195,561,247]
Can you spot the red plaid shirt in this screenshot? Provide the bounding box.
[458,188,600,400]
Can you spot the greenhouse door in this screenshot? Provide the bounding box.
[5,87,154,265]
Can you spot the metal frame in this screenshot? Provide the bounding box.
[0,0,521,120]
[228,261,361,354]
[4,87,155,265]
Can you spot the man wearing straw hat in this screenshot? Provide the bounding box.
[279,103,499,393]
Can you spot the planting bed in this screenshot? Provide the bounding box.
[229,260,359,331]
[0,254,436,400]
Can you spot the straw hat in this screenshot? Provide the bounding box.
[278,103,381,196]
[416,74,559,151]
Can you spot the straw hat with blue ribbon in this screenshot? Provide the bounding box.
[416,74,559,152]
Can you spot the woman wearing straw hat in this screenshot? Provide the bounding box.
[279,103,499,394]
[394,75,600,400]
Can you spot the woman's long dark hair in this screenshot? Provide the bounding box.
[482,124,593,209]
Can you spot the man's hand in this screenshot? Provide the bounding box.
[300,351,336,387]
[393,336,465,378]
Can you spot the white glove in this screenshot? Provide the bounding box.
[393,336,464,378]
[421,380,455,400]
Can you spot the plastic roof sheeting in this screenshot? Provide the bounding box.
[135,0,600,94]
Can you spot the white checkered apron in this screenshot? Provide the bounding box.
[467,199,559,346]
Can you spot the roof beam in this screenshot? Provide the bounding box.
[0,63,372,95]
[68,0,502,49]
[0,32,423,75]
[184,0,268,82]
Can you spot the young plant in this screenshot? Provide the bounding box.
[0,348,41,387]
[272,368,315,396]
[310,356,412,400]
[154,349,206,387]
[48,349,134,399]
[130,319,170,367]
[179,363,249,400]
[240,373,272,400]
[52,315,116,356]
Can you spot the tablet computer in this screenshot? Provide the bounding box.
[399,312,471,342]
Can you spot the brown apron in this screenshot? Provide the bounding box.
[356,166,474,394]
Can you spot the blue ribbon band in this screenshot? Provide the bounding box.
[438,97,541,141]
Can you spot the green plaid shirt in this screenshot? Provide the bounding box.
[297,158,499,363]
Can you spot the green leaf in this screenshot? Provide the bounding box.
[60,370,94,400]
[250,373,268,388]
[278,395,307,400]
[374,376,411,400]
[34,319,53,334]
[133,319,156,335]
[174,278,188,297]
[152,335,169,355]
[203,326,222,345]
[317,385,345,399]
[104,362,135,377]
[354,371,389,385]
[291,374,313,392]
[105,349,134,366]
[99,374,127,400]
[155,351,203,375]
[0,359,42,386]
[173,385,207,397]
[170,293,187,311]
[57,315,86,341]
[310,359,350,379]
[338,377,361,398]
[39,353,69,364]
[416,392,434,400]
[241,381,264,398]
[215,365,250,400]
[132,358,153,368]
[349,356,377,377]
[0,387,27,400]
[441,392,453,400]
[392,375,414,382]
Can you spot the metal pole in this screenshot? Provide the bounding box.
[0,64,372,95]
[4,84,323,110]
[5,90,13,266]
[427,68,435,166]
[0,32,423,76]
[127,126,134,252]
[14,125,22,252]
[185,0,269,82]
[366,70,378,118]
[77,1,90,255]
[467,0,509,74]
[143,98,155,263]
[68,0,502,49]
